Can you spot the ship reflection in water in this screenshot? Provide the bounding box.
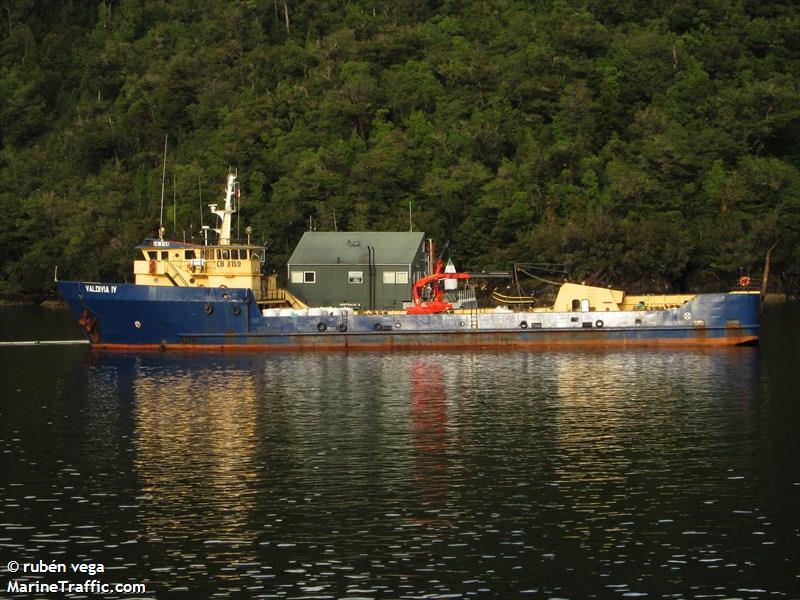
[23,343,791,598]
[131,359,260,545]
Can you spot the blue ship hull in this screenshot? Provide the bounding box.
[57,281,760,350]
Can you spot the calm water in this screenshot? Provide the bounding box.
[1,305,799,599]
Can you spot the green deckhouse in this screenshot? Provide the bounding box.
[286,232,428,310]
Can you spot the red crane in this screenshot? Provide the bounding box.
[406,258,472,314]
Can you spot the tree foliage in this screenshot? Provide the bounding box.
[1,0,799,296]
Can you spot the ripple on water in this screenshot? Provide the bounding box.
[0,344,798,597]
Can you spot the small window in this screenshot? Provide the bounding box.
[304,271,316,283]
[147,251,157,260]
[185,250,196,260]
[160,251,168,260]
[221,250,230,260]
[230,249,239,260]
[241,249,249,259]
[290,271,303,284]
[174,252,180,258]
[571,299,580,311]
[396,271,408,284]
[383,271,395,284]
[349,271,363,284]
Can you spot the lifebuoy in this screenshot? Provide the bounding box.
[520,321,528,329]
[204,303,213,315]
[739,275,751,287]
[595,319,604,328]
[317,322,327,332]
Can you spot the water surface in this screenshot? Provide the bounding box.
[1,305,798,598]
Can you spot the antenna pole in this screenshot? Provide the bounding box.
[173,172,177,235]
[409,199,413,232]
[159,133,168,239]
[198,178,203,229]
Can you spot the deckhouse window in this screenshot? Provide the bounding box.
[230,249,239,260]
[349,271,363,284]
[147,251,157,260]
[290,271,316,283]
[221,250,230,260]
[161,251,168,260]
[383,271,410,284]
[185,250,196,260]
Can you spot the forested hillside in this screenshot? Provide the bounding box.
[1,0,799,298]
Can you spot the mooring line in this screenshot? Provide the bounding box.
[0,340,90,347]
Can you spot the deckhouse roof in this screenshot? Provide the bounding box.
[288,231,426,266]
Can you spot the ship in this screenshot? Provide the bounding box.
[57,172,760,350]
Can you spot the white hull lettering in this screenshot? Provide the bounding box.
[85,285,117,293]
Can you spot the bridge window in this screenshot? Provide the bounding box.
[571,299,580,311]
[147,251,157,260]
[161,251,168,260]
[230,249,239,260]
[221,250,230,260]
[185,250,196,259]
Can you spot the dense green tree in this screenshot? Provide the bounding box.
[1,0,799,298]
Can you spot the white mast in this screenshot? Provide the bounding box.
[209,171,237,246]
[159,134,168,240]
